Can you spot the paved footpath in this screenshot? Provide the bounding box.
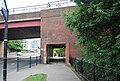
[6,63,81,81]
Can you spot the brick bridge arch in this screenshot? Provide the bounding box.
[0,6,80,64]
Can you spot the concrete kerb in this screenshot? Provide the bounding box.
[67,65,82,81]
[67,64,85,81]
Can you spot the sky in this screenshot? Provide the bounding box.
[6,0,71,9]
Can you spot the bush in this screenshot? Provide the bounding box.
[64,0,120,71]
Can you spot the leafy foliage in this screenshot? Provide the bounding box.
[54,48,65,57]
[64,0,120,71]
[8,40,23,52]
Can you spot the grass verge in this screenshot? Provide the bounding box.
[23,74,47,81]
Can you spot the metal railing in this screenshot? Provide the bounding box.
[0,54,40,80]
[16,54,40,71]
[8,0,76,14]
[69,57,120,81]
[1,54,40,71]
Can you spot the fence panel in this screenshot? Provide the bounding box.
[69,57,120,81]
[82,62,94,81]
[95,66,120,81]
[18,57,30,70]
[17,55,40,71]
[7,58,17,72]
[0,54,40,81]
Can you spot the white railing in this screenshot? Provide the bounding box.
[9,0,76,14]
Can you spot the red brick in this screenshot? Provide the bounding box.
[40,7,80,63]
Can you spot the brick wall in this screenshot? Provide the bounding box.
[40,6,80,63]
[0,12,41,22]
[0,6,82,63]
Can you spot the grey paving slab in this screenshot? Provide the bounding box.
[2,63,81,81]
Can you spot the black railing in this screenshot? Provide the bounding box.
[0,54,40,79]
[16,54,40,71]
[69,57,120,81]
[8,0,76,14]
[0,54,40,81]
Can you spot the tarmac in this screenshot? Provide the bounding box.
[5,63,81,81]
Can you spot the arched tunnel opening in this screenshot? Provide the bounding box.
[46,44,66,64]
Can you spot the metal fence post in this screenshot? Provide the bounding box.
[29,56,31,68]
[34,6,36,12]
[93,62,96,81]
[17,57,19,71]
[117,73,120,81]
[13,9,14,14]
[74,57,77,71]
[69,57,71,65]
[36,56,38,65]
[39,55,41,64]
[80,58,83,75]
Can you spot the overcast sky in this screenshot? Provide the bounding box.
[6,0,71,9]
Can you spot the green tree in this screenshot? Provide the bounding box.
[64,0,120,70]
[8,40,23,52]
[54,48,65,57]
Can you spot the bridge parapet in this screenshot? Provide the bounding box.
[0,12,41,23]
[0,0,75,22]
[8,0,76,14]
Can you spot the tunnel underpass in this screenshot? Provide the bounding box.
[46,44,66,64]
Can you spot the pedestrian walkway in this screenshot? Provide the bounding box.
[7,63,80,81]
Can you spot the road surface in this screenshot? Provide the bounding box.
[0,56,40,79]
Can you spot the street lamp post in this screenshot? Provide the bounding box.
[0,0,9,81]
